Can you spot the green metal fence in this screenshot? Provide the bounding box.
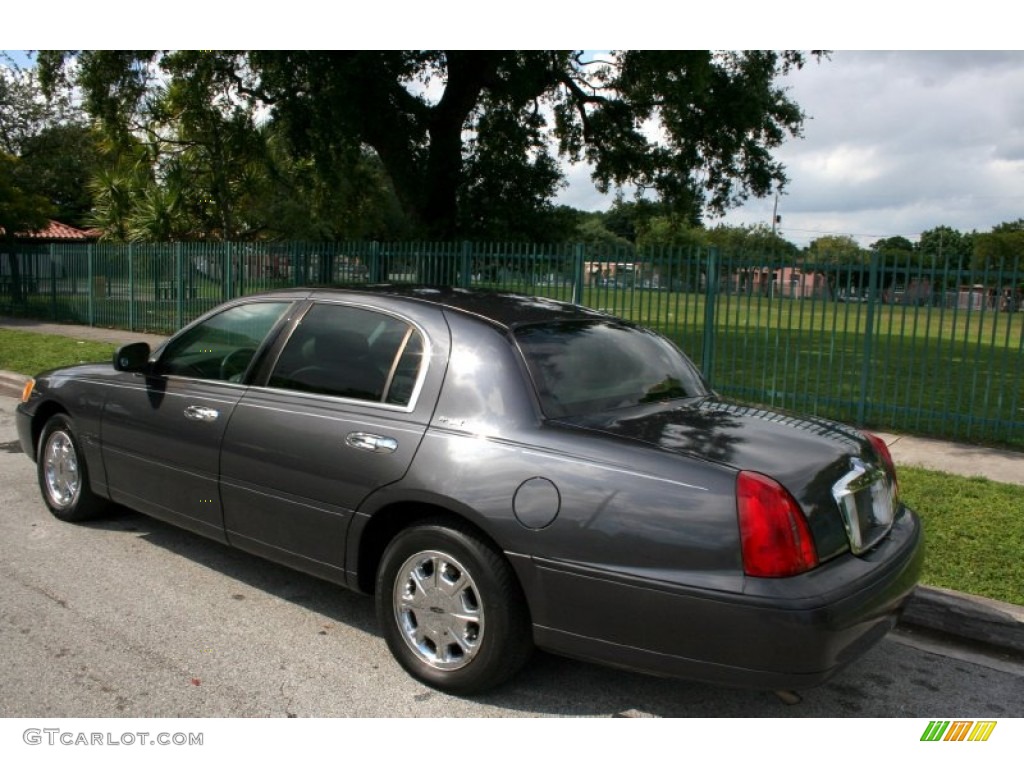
[2,240,1022,448]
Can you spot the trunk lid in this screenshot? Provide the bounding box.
[558,398,897,561]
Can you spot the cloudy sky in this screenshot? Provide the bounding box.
[557,50,1024,247]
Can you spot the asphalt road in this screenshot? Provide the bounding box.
[1,396,1021,718]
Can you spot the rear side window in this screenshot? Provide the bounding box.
[268,303,425,405]
[514,319,707,419]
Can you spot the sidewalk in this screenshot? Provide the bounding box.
[877,431,1024,488]
[1,315,1022,655]
[0,316,169,348]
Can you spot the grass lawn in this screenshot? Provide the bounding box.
[0,328,117,376]
[899,466,1023,606]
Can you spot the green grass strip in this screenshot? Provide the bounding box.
[900,466,1023,606]
[0,329,117,376]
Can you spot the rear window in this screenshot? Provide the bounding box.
[514,320,707,419]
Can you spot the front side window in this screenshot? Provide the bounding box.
[157,301,292,381]
[514,320,707,419]
[268,303,425,405]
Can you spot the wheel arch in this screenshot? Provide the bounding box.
[30,400,70,458]
[351,496,510,598]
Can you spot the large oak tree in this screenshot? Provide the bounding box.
[41,50,822,240]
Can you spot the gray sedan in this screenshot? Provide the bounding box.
[16,287,923,694]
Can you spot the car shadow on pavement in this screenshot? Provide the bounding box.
[83,506,381,638]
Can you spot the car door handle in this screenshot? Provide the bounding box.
[345,432,398,454]
[184,405,220,422]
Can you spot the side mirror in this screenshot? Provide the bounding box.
[113,342,151,373]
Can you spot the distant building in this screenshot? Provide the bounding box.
[0,220,98,285]
[728,266,831,299]
[0,219,99,243]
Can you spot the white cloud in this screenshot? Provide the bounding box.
[558,50,1024,248]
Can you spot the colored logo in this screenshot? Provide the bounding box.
[921,720,997,742]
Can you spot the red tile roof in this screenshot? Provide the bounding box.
[1,220,95,240]
[21,220,94,240]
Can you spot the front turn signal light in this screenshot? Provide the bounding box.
[21,378,35,403]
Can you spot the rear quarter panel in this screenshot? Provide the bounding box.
[358,310,744,595]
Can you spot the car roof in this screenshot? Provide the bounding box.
[263,285,610,330]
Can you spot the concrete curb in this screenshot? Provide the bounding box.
[0,370,28,399]
[901,585,1024,654]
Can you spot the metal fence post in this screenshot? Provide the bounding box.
[128,242,135,332]
[225,242,233,300]
[175,242,184,330]
[369,241,381,283]
[857,249,880,425]
[701,247,719,382]
[87,243,94,326]
[460,241,472,288]
[49,244,57,319]
[571,243,585,305]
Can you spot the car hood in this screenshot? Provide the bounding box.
[556,398,884,560]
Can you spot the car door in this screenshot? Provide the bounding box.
[218,298,449,583]
[100,300,295,541]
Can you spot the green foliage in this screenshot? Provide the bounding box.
[36,51,411,243]
[456,78,569,241]
[41,50,822,241]
[576,51,814,214]
[575,214,632,248]
[0,61,54,154]
[252,135,411,242]
[871,235,925,269]
[636,216,708,249]
[806,234,867,265]
[15,124,103,227]
[871,235,914,255]
[704,223,797,261]
[0,152,54,300]
[86,141,156,241]
[0,152,54,234]
[598,197,685,243]
[1,58,99,229]
[973,219,1024,274]
[918,226,974,270]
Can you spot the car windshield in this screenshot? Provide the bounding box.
[514,320,708,419]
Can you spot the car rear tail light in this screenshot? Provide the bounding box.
[864,432,898,494]
[737,471,819,578]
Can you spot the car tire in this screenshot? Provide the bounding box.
[376,519,533,694]
[37,414,107,522]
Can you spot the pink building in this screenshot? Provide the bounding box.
[729,266,831,298]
